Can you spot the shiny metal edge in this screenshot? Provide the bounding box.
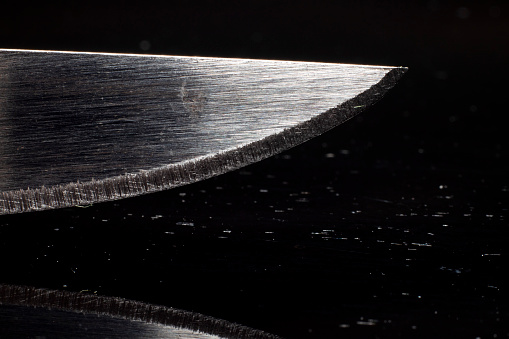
[0,48,399,69]
[0,284,281,339]
[0,67,406,214]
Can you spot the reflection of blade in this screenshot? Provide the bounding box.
[0,49,407,214]
[0,284,281,339]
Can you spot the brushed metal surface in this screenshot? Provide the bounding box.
[0,49,406,214]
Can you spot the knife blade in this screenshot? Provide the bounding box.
[0,49,406,214]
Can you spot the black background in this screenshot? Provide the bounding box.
[1,1,508,338]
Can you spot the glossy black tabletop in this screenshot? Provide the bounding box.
[0,1,507,338]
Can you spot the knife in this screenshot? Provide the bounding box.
[0,49,406,214]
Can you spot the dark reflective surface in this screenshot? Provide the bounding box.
[0,1,508,338]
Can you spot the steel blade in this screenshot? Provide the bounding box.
[0,49,406,214]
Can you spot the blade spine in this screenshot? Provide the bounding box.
[0,48,402,69]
